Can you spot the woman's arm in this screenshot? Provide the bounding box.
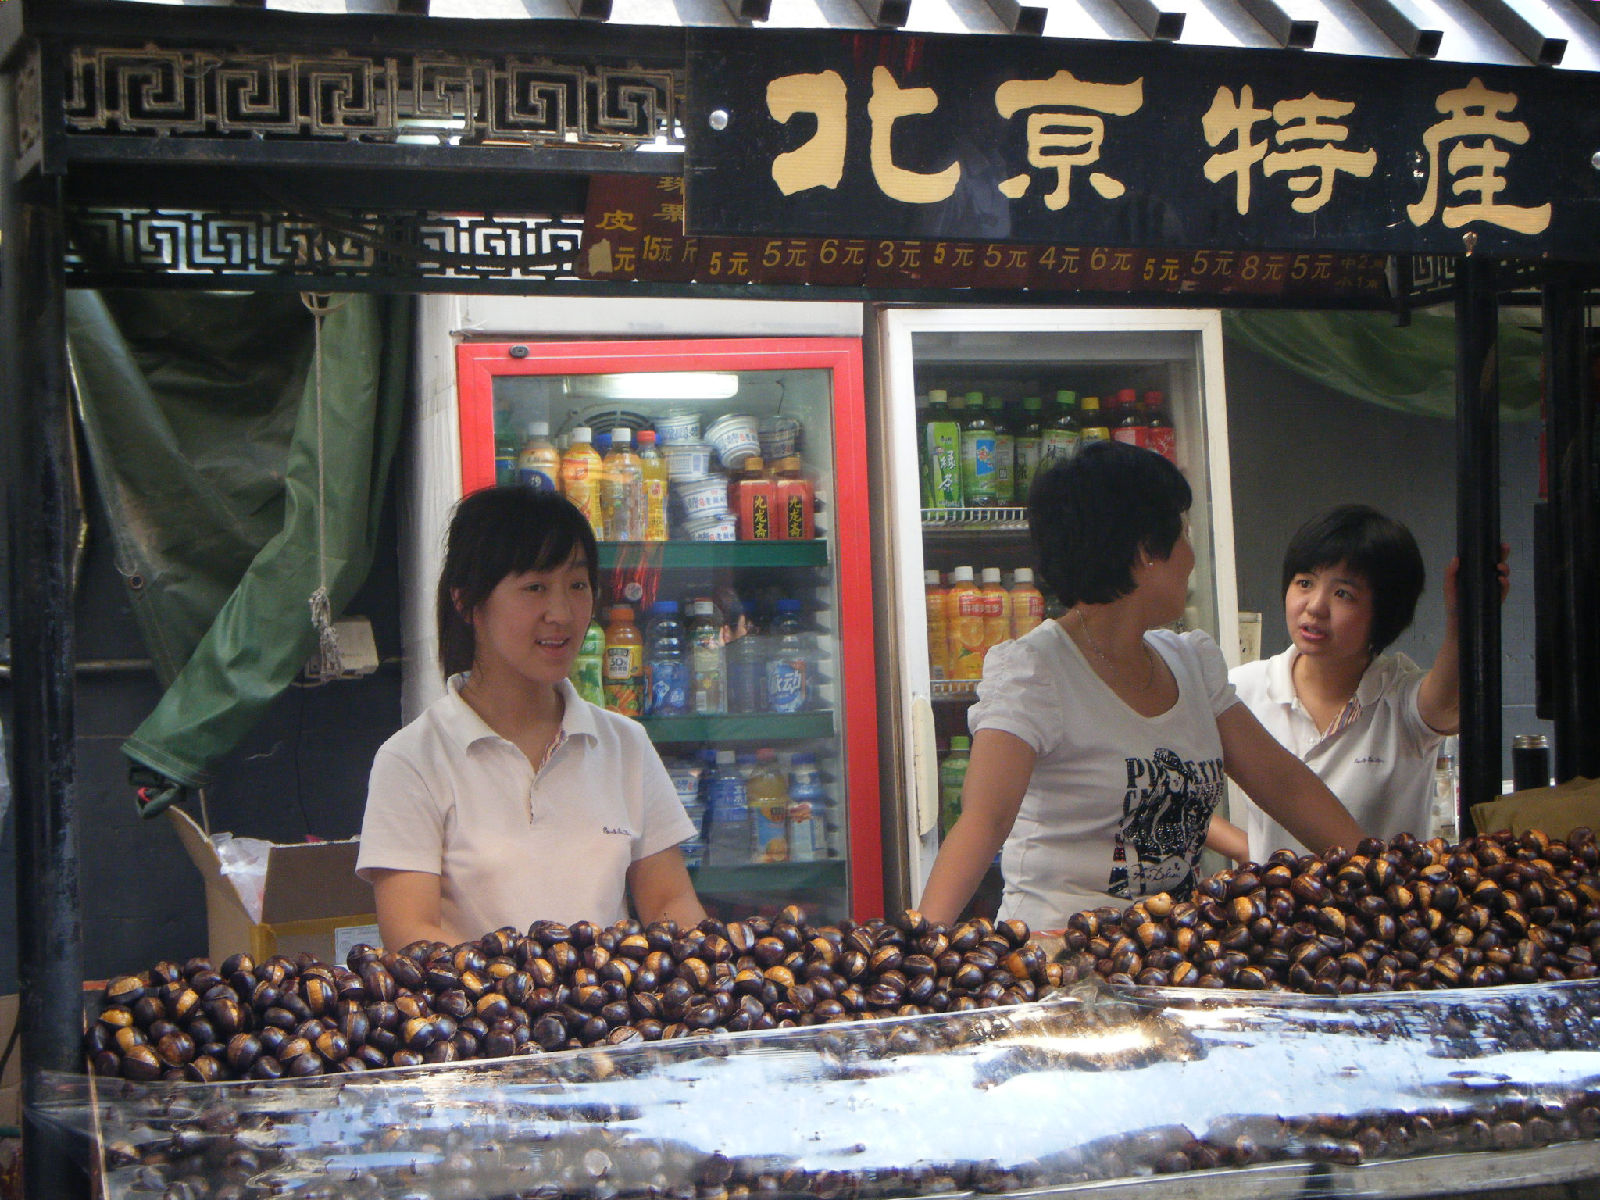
[627,846,707,929]
[1417,548,1510,734]
[1204,814,1250,864]
[917,729,1036,926]
[370,869,453,949]
[1217,703,1365,854]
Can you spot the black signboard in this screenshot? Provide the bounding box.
[684,28,1600,261]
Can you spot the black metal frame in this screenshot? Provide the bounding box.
[3,4,1599,1196]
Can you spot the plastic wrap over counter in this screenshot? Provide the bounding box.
[38,978,1600,1200]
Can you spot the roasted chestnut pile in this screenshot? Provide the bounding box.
[1064,828,1600,993]
[85,907,1066,1083]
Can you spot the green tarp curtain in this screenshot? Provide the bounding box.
[67,290,410,810]
[1224,309,1543,421]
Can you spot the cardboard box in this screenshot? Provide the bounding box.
[167,807,379,966]
[0,994,17,1131]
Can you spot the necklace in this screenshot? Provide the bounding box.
[1073,609,1157,693]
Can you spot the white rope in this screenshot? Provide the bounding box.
[301,292,350,684]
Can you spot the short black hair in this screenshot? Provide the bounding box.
[1280,504,1424,654]
[1027,440,1192,608]
[436,487,599,677]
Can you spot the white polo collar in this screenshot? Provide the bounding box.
[439,673,599,751]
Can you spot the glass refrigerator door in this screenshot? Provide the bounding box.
[456,337,881,923]
[876,309,1239,915]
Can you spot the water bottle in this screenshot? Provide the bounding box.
[644,600,689,717]
[688,598,728,715]
[726,602,768,714]
[786,751,827,862]
[705,749,752,867]
[765,598,812,714]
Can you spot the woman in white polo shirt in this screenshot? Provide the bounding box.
[918,442,1364,931]
[1216,505,1509,865]
[357,486,705,949]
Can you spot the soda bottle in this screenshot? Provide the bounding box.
[643,600,689,717]
[725,602,767,714]
[1010,567,1046,638]
[923,390,963,508]
[1144,391,1176,462]
[747,748,791,864]
[495,428,520,488]
[688,598,727,715]
[1079,396,1111,443]
[960,390,997,507]
[561,426,605,539]
[785,752,824,863]
[569,620,606,707]
[1041,390,1080,465]
[939,736,971,838]
[980,567,1012,657]
[517,420,561,492]
[599,426,645,542]
[945,566,986,681]
[705,749,752,867]
[1113,388,1149,448]
[765,598,812,713]
[1013,396,1043,502]
[601,604,644,717]
[985,395,1014,506]
[925,568,949,681]
[637,428,670,541]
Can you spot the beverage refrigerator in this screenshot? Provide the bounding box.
[437,333,883,924]
[870,307,1242,918]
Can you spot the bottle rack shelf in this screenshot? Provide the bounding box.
[689,859,846,897]
[642,712,837,743]
[596,541,829,569]
[921,507,1028,533]
[931,680,980,702]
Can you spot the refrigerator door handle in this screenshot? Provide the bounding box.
[911,694,939,838]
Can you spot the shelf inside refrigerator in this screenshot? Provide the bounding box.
[643,712,836,744]
[596,540,831,569]
[930,679,980,703]
[921,507,1029,532]
[689,858,845,896]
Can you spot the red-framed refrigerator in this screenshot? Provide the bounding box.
[453,336,882,923]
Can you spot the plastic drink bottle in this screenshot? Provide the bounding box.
[765,599,812,713]
[925,569,949,680]
[725,602,767,714]
[599,427,645,542]
[733,455,777,540]
[923,390,962,508]
[1013,396,1043,502]
[985,395,1015,506]
[774,456,815,540]
[786,752,826,861]
[637,429,670,541]
[705,750,752,867]
[561,426,605,539]
[1010,567,1046,638]
[688,598,727,715]
[495,429,520,487]
[1144,391,1176,462]
[569,620,606,707]
[945,566,986,681]
[980,567,1012,656]
[1079,396,1111,443]
[746,748,791,863]
[1041,390,1080,465]
[643,600,689,717]
[939,736,971,838]
[517,420,561,492]
[960,390,997,507]
[1113,388,1150,448]
[602,605,644,717]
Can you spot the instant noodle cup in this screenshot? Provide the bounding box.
[684,513,738,541]
[663,440,713,480]
[758,415,801,462]
[674,475,729,520]
[705,414,761,469]
[654,409,702,445]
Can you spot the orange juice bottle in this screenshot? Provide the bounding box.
[1010,566,1046,638]
[924,569,948,680]
[637,429,669,542]
[561,426,605,540]
[980,567,1012,656]
[945,566,986,680]
[602,604,644,717]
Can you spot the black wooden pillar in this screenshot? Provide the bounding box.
[1,72,90,1200]
[1541,272,1600,781]
[1453,255,1502,830]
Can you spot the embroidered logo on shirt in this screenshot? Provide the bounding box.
[603,826,634,837]
[1354,755,1385,765]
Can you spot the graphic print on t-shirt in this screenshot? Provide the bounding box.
[1107,747,1225,901]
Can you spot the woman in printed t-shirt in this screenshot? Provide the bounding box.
[1206,505,1509,866]
[357,487,705,950]
[917,441,1365,932]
